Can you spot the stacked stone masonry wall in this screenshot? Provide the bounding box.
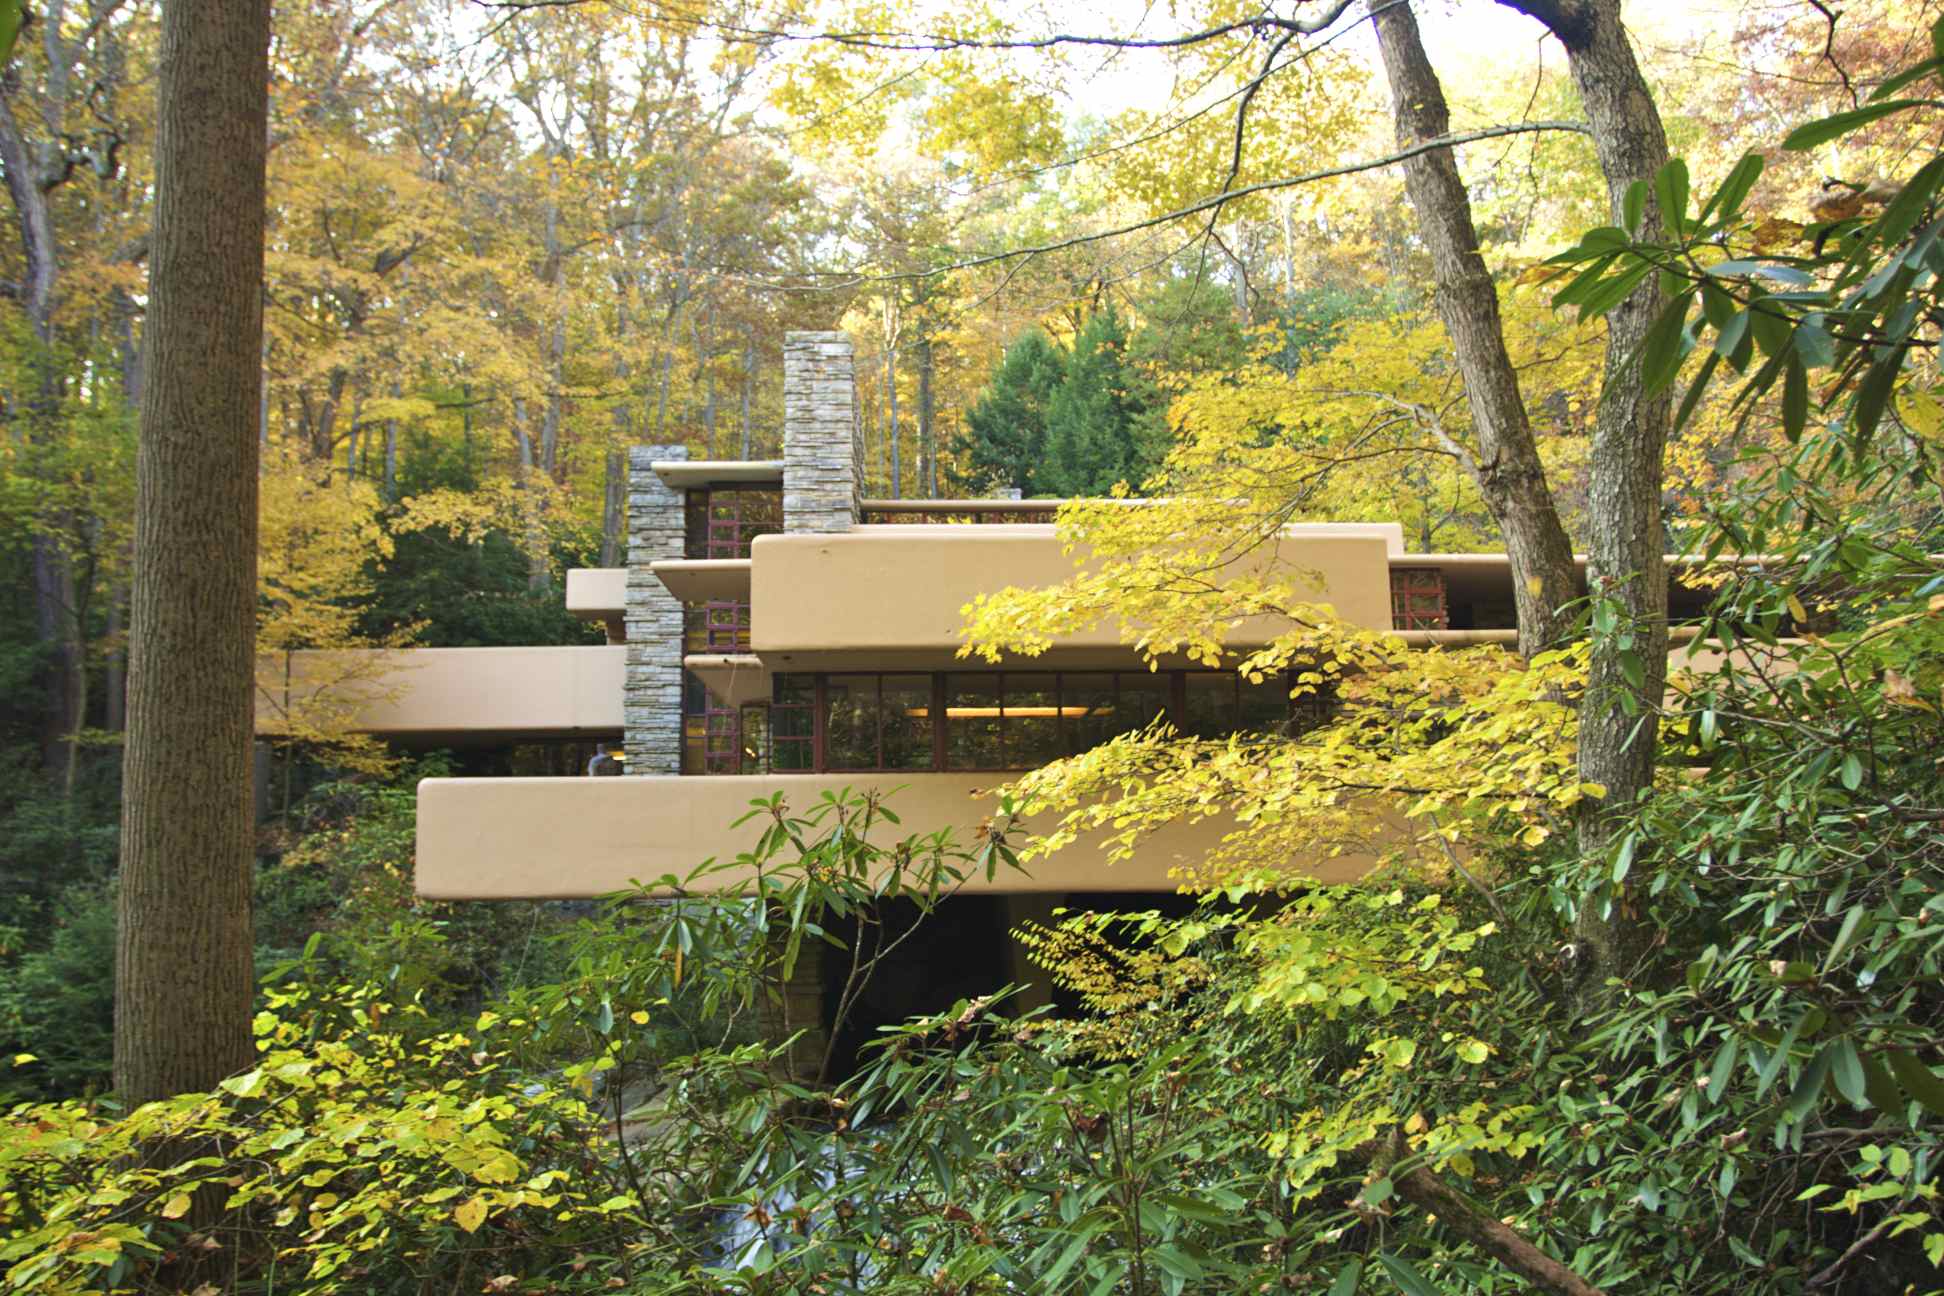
[624,444,688,773]
[782,332,858,534]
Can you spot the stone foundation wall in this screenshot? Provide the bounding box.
[624,444,688,773]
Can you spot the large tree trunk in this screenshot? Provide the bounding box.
[1502,0,1673,990]
[115,0,271,1103]
[884,334,901,499]
[104,582,126,733]
[740,338,753,458]
[601,444,626,567]
[1369,0,1578,658]
[918,335,936,497]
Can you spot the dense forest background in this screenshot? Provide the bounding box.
[3,1,1943,1292]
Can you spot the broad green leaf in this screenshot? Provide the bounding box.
[1706,1036,1739,1104]
[1875,154,1944,247]
[1623,179,1647,236]
[1829,1038,1870,1109]
[1713,309,1751,360]
[1675,350,1721,429]
[1794,319,1836,369]
[1862,1054,1903,1115]
[1784,1046,1834,1123]
[1823,904,1866,971]
[1886,1049,1944,1117]
[1782,353,1808,441]
[1330,1259,1365,1296]
[1149,1243,1203,1281]
[1641,291,1693,395]
[1702,153,1765,222]
[1784,100,1925,151]
[1654,158,1690,233]
[1851,350,1902,449]
[1377,1252,1442,1296]
[1709,260,1815,288]
[1869,55,1943,101]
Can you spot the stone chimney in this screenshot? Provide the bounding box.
[782,332,857,533]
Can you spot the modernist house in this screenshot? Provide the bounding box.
[262,331,1719,1067]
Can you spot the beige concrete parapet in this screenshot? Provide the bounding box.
[414,771,1385,900]
[748,526,1395,665]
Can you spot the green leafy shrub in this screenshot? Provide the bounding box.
[2,983,635,1295]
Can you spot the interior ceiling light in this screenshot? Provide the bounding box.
[905,706,1107,719]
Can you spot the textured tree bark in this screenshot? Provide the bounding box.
[740,338,754,458]
[114,0,270,1104]
[513,398,548,591]
[917,335,936,497]
[1502,0,1673,991]
[884,328,901,499]
[1369,0,1578,658]
[104,582,126,733]
[601,442,627,568]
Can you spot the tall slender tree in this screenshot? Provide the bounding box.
[114,0,271,1102]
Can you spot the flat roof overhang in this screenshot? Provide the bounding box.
[653,459,784,489]
[565,567,624,618]
[1394,553,1728,621]
[651,557,753,603]
[257,646,625,745]
[565,568,625,641]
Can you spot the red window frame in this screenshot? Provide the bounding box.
[1390,567,1449,631]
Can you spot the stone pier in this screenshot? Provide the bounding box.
[624,444,687,773]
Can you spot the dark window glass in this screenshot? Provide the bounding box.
[824,675,879,770]
[1239,674,1292,735]
[945,675,1003,769]
[1184,673,1238,739]
[1290,676,1339,736]
[1005,675,1062,767]
[771,674,815,771]
[1116,673,1173,736]
[684,492,710,559]
[880,675,934,770]
[1060,673,1119,755]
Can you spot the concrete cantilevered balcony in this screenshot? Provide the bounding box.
[257,646,625,744]
[415,770,1389,899]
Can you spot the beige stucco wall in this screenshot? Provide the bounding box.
[749,527,1395,666]
[259,646,625,741]
[415,771,1385,899]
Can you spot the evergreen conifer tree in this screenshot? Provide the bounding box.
[1042,306,1160,496]
[947,329,1066,495]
